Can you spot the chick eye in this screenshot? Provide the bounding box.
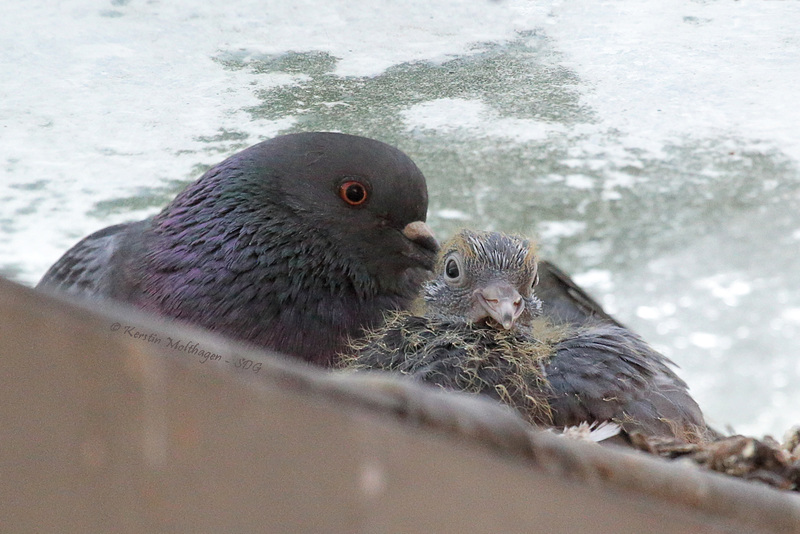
[444,257,460,280]
[339,181,368,206]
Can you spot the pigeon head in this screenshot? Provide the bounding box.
[137,132,438,363]
[208,132,439,291]
[423,230,542,330]
[276,132,437,288]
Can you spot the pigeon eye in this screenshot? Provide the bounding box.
[444,256,462,282]
[339,181,368,206]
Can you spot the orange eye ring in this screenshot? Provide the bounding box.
[339,181,368,206]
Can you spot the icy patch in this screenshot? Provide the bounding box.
[402,99,485,132]
[783,308,800,324]
[525,0,800,160]
[689,332,725,350]
[636,302,677,321]
[564,174,594,190]
[600,189,621,201]
[694,274,752,307]
[1,2,309,284]
[221,1,538,77]
[537,174,566,185]
[401,98,562,142]
[604,172,638,189]
[572,240,607,261]
[571,269,613,294]
[738,404,797,439]
[536,220,587,240]
[434,209,470,221]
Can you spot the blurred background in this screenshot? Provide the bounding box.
[2,0,799,436]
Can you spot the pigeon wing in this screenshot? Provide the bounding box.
[37,220,147,298]
[544,325,707,439]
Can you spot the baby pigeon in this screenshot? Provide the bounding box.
[344,229,712,441]
[38,132,439,366]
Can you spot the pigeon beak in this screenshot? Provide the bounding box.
[474,282,524,330]
[402,221,439,252]
[401,221,439,269]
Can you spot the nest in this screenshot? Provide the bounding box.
[629,427,800,492]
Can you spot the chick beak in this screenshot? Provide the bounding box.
[474,283,525,330]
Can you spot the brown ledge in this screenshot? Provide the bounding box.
[3,276,799,533]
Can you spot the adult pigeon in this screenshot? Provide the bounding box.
[38,132,439,366]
